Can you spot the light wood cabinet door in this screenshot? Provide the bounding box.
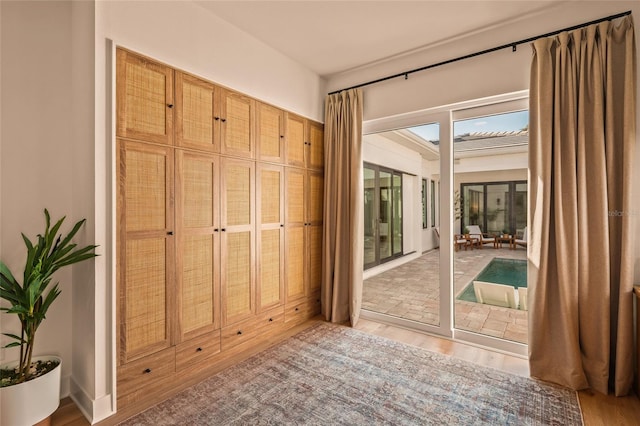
[307,121,324,170]
[117,139,174,364]
[285,113,306,167]
[116,49,174,145]
[219,89,255,158]
[256,164,284,311]
[306,171,324,294]
[175,150,221,343]
[220,158,255,326]
[285,168,307,301]
[257,102,285,163]
[175,72,220,153]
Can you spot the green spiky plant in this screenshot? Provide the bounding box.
[0,209,97,386]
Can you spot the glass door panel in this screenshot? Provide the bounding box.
[453,110,529,345]
[392,173,403,256]
[364,166,377,268]
[379,170,393,261]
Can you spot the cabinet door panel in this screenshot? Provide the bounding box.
[117,140,174,363]
[285,169,305,225]
[308,225,322,293]
[116,49,173,145]
[257,103,284,162]
[257,165,284,311]
[220,90,255,158]
[308,172,324,225]
[285,226,305,301]
[308,121,324,170]
[221,159,255,325]
[285,113,305,167]
[176,151,220,342]
[176,72,219,152]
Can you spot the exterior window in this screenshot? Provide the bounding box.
[422,179,428,228]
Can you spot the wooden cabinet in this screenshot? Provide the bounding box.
[117,140,175,364]
[175,72,220,153]
[284,169,324,302]
[220,158,256,326]
[257,102,285,163]
[256,164,284,311]
[175,150,220,342]
[116,50,174,145]
[116,48,323,417]
[219,89,255,158]
[285,112,306,167]
[307,121,324,170]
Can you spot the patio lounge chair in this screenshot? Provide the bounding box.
[518,287,528,311]
[514,226,527,249]
[473,281,519,309]
[467,225,495,248]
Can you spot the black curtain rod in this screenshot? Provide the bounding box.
[328,10,632,95]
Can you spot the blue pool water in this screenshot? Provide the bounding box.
[457,258,527,302]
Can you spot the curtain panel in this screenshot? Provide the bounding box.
[321,89,364,326]
[529,16,636,396]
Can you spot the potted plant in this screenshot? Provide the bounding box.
[0,209,97,425]
[502,228,510,237]
[463,227,470,237]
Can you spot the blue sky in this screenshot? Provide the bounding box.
[408,110,529,142]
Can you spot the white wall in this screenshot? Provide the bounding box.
[0,0,77,398]
[2,1,327,423]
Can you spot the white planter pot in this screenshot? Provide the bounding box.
[0,356,61,426]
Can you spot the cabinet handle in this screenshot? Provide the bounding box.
[237,330,242,335]
[167,104,173,108]
[196,347,203,352]
[143,368,152,374]
[221,118,227,123]
[167,231,174,235]
[214,228,219,232]
[295,307,299,312]
[214,116,220,121]
[269,318,273,322]
[280,224,284,227]
[221,228,226,232]
[280,135,284,139]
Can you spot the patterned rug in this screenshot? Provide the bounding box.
[121,323,582,425]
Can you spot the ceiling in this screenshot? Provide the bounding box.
[196,1,564,77]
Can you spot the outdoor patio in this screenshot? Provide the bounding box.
[362,246,528,344]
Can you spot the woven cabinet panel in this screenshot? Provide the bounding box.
[125,238,167,353]
[261,170,281,224]
[182,81,214,145]
[286,227,305,299]
[260,229,281,307]
[286,116,305,165]
[225,232,252,318]
[182,234,214,333]
[225,164,251,226]
[309,226,322,292]
[125,63,166,137]
[125,149,167,232]
[309,123,324,169]
[225,96,251,152]
[286,171,304,224]
[259,105,282,158]
[183,157,214,228]
[309,173,324,223]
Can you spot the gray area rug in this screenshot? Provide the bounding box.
[121,323,582,425]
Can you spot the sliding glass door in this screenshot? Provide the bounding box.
[363,163,403,269]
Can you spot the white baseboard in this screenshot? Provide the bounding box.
[70,377,115,424]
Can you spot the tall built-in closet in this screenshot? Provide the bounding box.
[115,48,323,417]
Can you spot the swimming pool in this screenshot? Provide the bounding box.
[457,258,527,303]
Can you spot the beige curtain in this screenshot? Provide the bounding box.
[529,16,636,396]
[321,89,364,325]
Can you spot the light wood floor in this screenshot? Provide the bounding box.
[52,318,640,426]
